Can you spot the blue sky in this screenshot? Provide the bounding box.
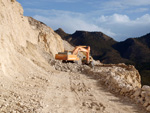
[17,0,150,41]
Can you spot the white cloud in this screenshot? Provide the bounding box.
[96,14,150,40]
[94,0,150,15]
[135,14,150,23]
[34,14,116,37]
[98,14,130,24]
[30,9,115,37]
[27,8,150,41]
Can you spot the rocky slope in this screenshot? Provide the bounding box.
[0,0,63,111]
[0,0,64,77]
[0,0,150,112]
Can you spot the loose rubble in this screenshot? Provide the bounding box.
[132,85,150,111]
[49,59,150,111]
[49,60,141,94]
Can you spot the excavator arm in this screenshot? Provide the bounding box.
[72,46,90,63]
[55,46,93,66]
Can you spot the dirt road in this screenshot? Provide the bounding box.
[41,71,147,113]
[0,66,147,113]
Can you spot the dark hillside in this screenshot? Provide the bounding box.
[55,29,130,63]
[55,28,70,39]
[136,33,150,48]
[113,38,150,63]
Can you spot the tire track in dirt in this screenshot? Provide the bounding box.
[69,73,106,113]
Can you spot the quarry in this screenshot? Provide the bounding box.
[0,0,150,113]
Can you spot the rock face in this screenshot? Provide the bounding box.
[0,0,64,78]
[28,17,64,57]
[0,1,64,112]
[132,85,150,111]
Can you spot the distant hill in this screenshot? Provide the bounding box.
[137,33,150,48]
[113,37,150,63]
[55,28,69,39]
[55,28,150,85]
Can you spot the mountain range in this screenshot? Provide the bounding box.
[55,28,150,85]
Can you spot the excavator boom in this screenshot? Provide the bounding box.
[55,46,92,65]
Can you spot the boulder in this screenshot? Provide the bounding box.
[143,102,149,107]
[141,91,147,98]
[146,105,150,111]
[142,85,150,92]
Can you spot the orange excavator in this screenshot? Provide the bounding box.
[55,46,94,66]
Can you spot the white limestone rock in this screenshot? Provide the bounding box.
[141,91,147,98]
[142,85,150,91]
[133,89,141,97]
